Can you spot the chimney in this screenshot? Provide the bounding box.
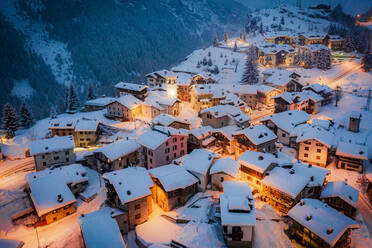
[57,194,63,203]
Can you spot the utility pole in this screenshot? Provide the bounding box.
[365,89,371,111]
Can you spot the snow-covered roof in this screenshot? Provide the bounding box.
[262,166,309,198]
[289,123,313,137]
[350,111,362,119]
[49,119,77,129]
[0,239,24,248]
[115,82,148,92]
[152,114,190,127]
[149,164,198,192]
[264,31,297,39]
[257,43,295,54]
[212,125,241,141]
[146,70,177,79]
[202,136,216,146]
[261,110,311,133]
[136,129,170,150]
[102,167,154,204]
[289,163,330,188]
[303,83,333,94]
[336,142,368,160]
[75,119,99,131]
[321,181,359,208]
[26,163,88,187]
[30,135,75,156]
[288,199,358,247]
[265,69,297,87]
[273,91,323,104]
[312,118,332,130]
[233,125,277,146]
[303,44,329,52]
[220,181,255,226]
[182,149,219,175]
[144,91,180,109]
[79,208,126,248]
[328,35,344,41]
[200,105,250,122]
[257,85,279,94]
[175,72,194,86]
[300,33,328,39]
[239,85,258,94]
[239,150,275,174]
[114,94,143,109]
[188,126,212,139]
[85,97,116,107]
[296,126,335,148]
[210,157,239,177]
[27,173,76,216]
[94,139,140,161]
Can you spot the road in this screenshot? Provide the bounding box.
[324,61,362,89]
[0,158,35,179]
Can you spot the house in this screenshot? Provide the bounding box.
[49,119,77,137]
[232,125,277,156]
[103,167,154,232]
[303,83,333,106]
[264,69,303,93]
[145,70,175,87]
[187,126,213,152]
[261,110,311,146]
[273,91,323,114]
[287,198,358,248]
[149,164,198,211]
[92,139,141,173]
[27,163,88,195]
[210,157,239,191]
[174,72,195,102]
[83,97,116,112]
[181,149,219,192]
[115,82,148,100]
[328,35,344,51]
[220,181,255,248]
[256,85,281,106]
[207,125,240,155]
[136,127,187,169]
[190,84,226,112]
[300,44,331,68]
[336,142,368,173]
[296,127,335,167]
[30,135,76,171]
[262,166,309,213]
[199,105,250,129]
[257,43,296,67]
[26,173,77,225]
[239,85,258,109]
[152,114,191,130]
[238,150,277,190]
[320,181,359,218]
[264,31,297,45]
[79,208,126,248]
[143,91,181,117]
[298,33,329,46]
[74,120,100,147]
[105,95,143,121]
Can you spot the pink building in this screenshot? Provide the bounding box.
[137,126,188,169]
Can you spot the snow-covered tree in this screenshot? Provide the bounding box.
[343,33,355,52]
[196,61,201,68]
[246,45,257,62]
[316,49,331,70]
[208,51,211,57]
[87,83,96,100]
[303,51,313,68]
[212,65,219,74]
[280,16,285,25]
[20,101,32,128]
[212,33,218,47]
[242,46,259,85]
[220,52,223,58]
[2,103,19,138]
[223,31,229,43]
[233,41,237,52]
[259,23,263,34]
[362,53,372,72]
[224,59,228,65]
[202,57,208,66]
[50,106,57,119]
[69,84,79,111]
[207,57,212,66]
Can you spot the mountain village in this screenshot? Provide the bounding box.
[1,3,372,248]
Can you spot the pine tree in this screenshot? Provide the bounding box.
[220,53,223,58]
[2,103,19,138]
[303,51,313,68]
[259,23,263,34]
[202,57,208,66]
[223,31,229,43]
[224,59,228,65]
[242,46,259,85]
[242,31,247,40]
[212,65,219,74]
[362,53,372,72]
[50,106,57,119]
[196,61,201,68]
[316,49,331,70]
[343,33,355,52]
[69,84,79,111]
[246,45,257,62]
[20,101,32,128]
[281,16,285,25]
[212,33,219,47]
[208,51,211,57]
[64,86,70,111]
[233,41,238,52]
[87,83,96,100]
[208,58,212,66]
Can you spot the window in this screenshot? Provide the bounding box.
[54,156,60,160]
[173,145,177,151]
[149,158,152,164]
[316,156,321,160]
[41,155,45,159]
[135,213,141,220]
[174,153,177,158]
[66,157,69,162]
[166,141,169,146]
[166,156,169,161]
[43,162,46,167]
[181,137,184,141]
[181,143,184,148]
[316,149,321,153]
[220,177,224,182]
[135,204,140,210]
[173,137,177,142]
[282,133,286,137]
[165,148,170,153]
[304,153,308,158]
[181,150,185,156]
[304,147,309,151]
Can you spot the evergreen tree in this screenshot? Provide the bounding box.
[242,46,259,85]
[246,45,257,62]
[202,56,208,66]
[69,84,79,111]
[303,51,313,68]
[64,86,70,111]
[259,23,263,34]
[224,59,228,65]
[223,31,229,43]
[20,101,33,128]
[208,51,211,57]
[280,16,285,25]
[2,103,19,138]
[242,31,247,40]
[362,53,372,72]
[212,65,219,74]
[50,106,57,119]
[220,53,223,58]
[212,33,219,47]
[343,33,355,52]
[196,61,201,68]
[316,49,332,70]
[87,83,96,100]
[208,57,212,66]
[233,41,237,52]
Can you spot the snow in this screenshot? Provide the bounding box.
[257,43,295,55]
[115,94,143,109]
[290,163,330,188]
[288,198,359,247]
[11,80,35,99]
[201,136,216,146]
[336,142,368,160]
[261,110,311,134]
[93,139,140,161]
[79,208,126,248]
[296,126,335,148]
[200,105,250,123]
[265,69,298,87]
[152,114,190,127]
[188,126,213,139]
[148,164,198,192]
[233,125,277,146]
[239,150,275,174]
[84,97,116,107]
[29,135,75,156]
[0,239,24,248]
[136,129,170,150]
[209,157,239,178]
[115,82,148,92]
[102,167,153,205]
[303,44,330,52]
[74,120,99,131]
[181,149,219,176]
[320,181,359,208]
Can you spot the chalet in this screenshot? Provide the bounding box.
[145,70,175,87]
[152,114,191,130]
[257,43,296,67]
[273,91,323,114]
[103,167,154,232]
[105,95,143,121]
[239,85,258,109]
[136,127,187,169]
[264,69,303,93]
[143,91,181,118]
[210,157,239,191]
[199,105,250,129]
[181,149,219,192]
[264,31,297,45]
[207,125,239,155]
[296,127,335,167]
[83,97,116,112]
[262,166,309,213]
[328,35,344,51]
[336,142,368,173]
[49,119,77,137]
[74,120,99,147]
[115,82,148,100]
[220,181,255,248]
[298,33,329,46]
[30,135,76,171]
[232,125,277,156]
[256,85,281,106]
[287,199,358,248]
[303,83,334,106]
[26,173,77,225]
[320,181,359,218]
[92,139,141,173]
[289,123,315,148]
[149,164,198,211]
[174,72,195,102]
[190,85,226,112]
[238,151,277,190]
[187,126,213,152]
[300,44,331,68]
[79,208,127,248]
[261,110,311,146]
